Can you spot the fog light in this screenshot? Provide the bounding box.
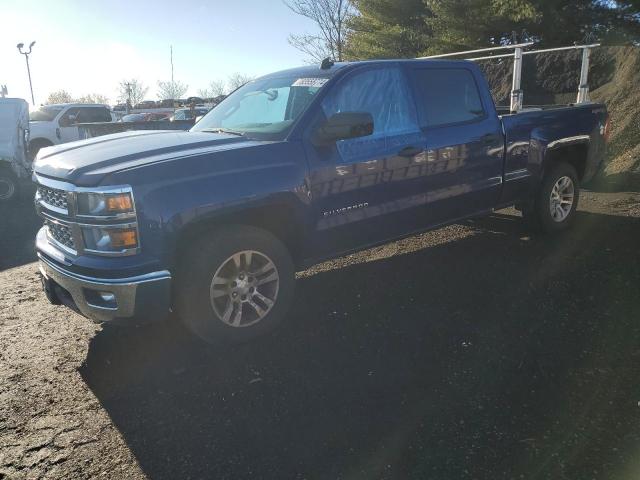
[99,292,116,303]
[84,289,117,309]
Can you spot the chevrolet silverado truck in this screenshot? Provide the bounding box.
[33,59,609,343]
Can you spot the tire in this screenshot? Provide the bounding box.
[523,162,579,233]
[0,167,19,203]
[175,225,296,344]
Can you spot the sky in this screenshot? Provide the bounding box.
[0,0,320,106]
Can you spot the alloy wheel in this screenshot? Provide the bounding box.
[549,175,575,222]
[209,250,279,328]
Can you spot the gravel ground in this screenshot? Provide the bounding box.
[1,188,639,480]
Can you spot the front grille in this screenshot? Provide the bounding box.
[38,185,68,211]
[45,220,75,251]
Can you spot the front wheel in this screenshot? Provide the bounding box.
[175,225,296,344]
[523,162,579,233]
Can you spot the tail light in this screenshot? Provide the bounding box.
[603,115,611,143]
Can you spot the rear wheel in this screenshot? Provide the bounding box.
[523,162,579,232]
[175,225,295,344]
[0,167,19,203]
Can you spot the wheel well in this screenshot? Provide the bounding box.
[29,138,53,149]
[546,144,588,181]
[29,138,54,159]
[175,203,307,267]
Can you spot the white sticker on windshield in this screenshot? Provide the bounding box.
[292,78,329,88]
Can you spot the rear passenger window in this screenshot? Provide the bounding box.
[77,107,111,123]
[412,68,485,127]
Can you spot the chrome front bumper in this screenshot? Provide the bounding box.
[38,253,171,323]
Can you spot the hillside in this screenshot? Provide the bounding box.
[478,46,640,188]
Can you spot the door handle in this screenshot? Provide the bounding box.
[398,146,422,157]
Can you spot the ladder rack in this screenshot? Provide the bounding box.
[418,42,600,112]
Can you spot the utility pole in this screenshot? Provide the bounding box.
[125,82,132,113]
[16,41,36,105]
[170,45,174,84]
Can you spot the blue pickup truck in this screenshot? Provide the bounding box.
[33,59,609,343]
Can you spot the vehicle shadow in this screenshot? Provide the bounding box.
[0,184,41,272]
[80,210,640,480]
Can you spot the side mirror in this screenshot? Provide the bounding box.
[312,112,374,146]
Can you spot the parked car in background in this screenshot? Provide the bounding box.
[157,99,176,108]
[185,96,205,105]
[170,107,209,121]
[146,112,171,121]
[0,98,30,202]
[120,112,171,123]
[28,103,114,158]
[120,113,146,123]
[32,59,608,344]
[112,103,128,112]
[134,100,157,110]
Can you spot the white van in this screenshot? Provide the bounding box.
[0,98,30,202]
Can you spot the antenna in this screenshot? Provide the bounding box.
[320,57,334,70]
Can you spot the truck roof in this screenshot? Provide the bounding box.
[260,59,475,80]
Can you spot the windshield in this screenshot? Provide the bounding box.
[191,75,328,139]
[29,106,63,121]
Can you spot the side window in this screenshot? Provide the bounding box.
[77,107,111,123]
[320,66,420,161]
[58,108,80,127]
[411,68,485,127]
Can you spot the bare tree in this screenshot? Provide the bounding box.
[198,79,227,98]
[76,93,110,104]
[45,90,73,104]
[284,0,355,62]
[157,80,189,100]
[227,73,255,91]
[117,79,149,106]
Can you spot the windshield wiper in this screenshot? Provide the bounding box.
[201,128,245,136]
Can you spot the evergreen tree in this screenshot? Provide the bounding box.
[345,0,640,59]
[345,0,433,59]
[424,0,538,54]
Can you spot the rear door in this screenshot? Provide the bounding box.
[77,106,112,123]
[407,65,504,221]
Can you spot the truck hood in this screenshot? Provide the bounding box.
[33,130,262,186]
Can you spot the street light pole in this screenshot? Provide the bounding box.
[16,41,36,105]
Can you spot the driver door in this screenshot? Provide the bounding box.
[303,64,429,259]
[57,107,80,143]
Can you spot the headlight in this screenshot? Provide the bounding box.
[82,225,139,253]
[76,191,134,217]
